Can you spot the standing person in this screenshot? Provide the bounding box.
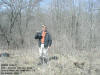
[35,25,52,64]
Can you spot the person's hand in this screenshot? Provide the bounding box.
[48,46,50,49]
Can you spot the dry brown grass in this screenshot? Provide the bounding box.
[0,49,100,75]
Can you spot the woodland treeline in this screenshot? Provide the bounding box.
[0,0,100,50]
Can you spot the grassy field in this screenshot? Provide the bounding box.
[0,49,100,75]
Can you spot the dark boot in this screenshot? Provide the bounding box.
[43,57,48,64]
[37,57,43,65]
[38,57,48,65]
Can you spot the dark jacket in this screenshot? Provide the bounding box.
[35,31,52,48]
